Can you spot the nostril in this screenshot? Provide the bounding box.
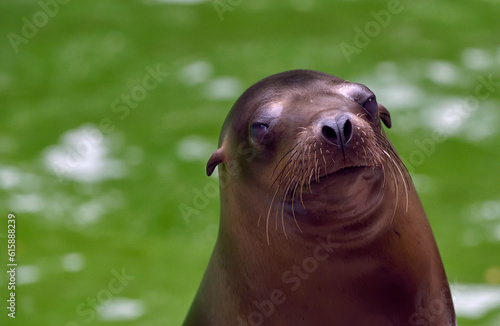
[343,119,352,143]
[320,116,353,146]
[322,125,337,143]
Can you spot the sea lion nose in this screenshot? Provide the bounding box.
[320,114,353,147]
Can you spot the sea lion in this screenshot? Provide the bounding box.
[183,70,456,326]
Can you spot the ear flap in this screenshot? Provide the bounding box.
[378,104,392,128]
[206,147,225,176]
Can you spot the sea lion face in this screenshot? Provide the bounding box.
[208,70,405,235]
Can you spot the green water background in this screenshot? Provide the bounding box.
[0,0,499,325]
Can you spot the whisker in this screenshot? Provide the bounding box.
[382,149,409,213]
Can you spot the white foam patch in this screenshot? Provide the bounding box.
[61,253,86,272]
[451,283,500,319]
[42,124,127,183]
[290,0,315,11]
[73,200,105,225]
[426,61,460,85]
[462,48,493,70]
[179,61,213,86]
[204,77,243,100]
[469,200,500,221]
[98,298,145,321]
[423,99,498,141]
[177,136,214,162]
[42,193,73,221]
[378,83,422,110]
[462,104,499,141]
[8,193,45,213]
[39,190,122,226]
[0,167,21,189]
[0,167,43,191]
[423,97,468,134]
[463,199,500,244]
[494,224,500,241]
[359,64,424,111]
[17,265,41,285]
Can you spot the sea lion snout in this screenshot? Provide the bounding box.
[319,114,354,147]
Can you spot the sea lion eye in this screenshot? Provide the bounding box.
[250,123,269,143]
[362,96,378,117]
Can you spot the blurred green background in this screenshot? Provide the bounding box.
[0,0,499,325]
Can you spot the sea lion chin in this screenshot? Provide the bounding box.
[184,69,456,326]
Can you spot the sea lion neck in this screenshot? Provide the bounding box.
[218,164,399,248]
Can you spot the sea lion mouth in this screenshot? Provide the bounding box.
[280,164,377,199]
[313,164,375,183]
[329,164,371,175]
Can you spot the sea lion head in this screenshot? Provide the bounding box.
[207,70,408,244]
